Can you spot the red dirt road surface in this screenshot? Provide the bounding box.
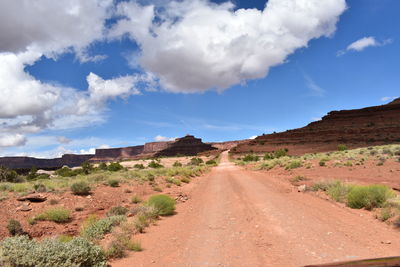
[112,152,400,267]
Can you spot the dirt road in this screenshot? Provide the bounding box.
[112,152,400,267]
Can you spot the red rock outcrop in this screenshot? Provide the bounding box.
[232,99,400,155]
[155,135,217,157]
[90,145,144,162]
[0,154,93,170]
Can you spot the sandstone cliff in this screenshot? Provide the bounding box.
[232,99,400,155]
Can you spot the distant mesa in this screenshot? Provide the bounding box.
[232,98,400,155]
[0,135,220,170]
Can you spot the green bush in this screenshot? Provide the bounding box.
[148,161,163,168]
[98,162,108,171]
[80,215,126,241]
[285,160,302,170]
[319,160,326,167]
[337,144,348,151]
[347,185,395,210]
[181,177,190,183]
[33,183,47,193]
[35,208,71,223]
[7,219,24,236]
[189,157,203,166]
[205,159,217,165]
[108,162,124,172]
[81,161,94,175]
[133,164,145,169]
[0,235,107,267]
[26,166,38,181]
[172,161,182,167]
[131,195,142,204]
[0,166,20,183]
[107,206,128,217]
[274,148,288,158]
[107,179,120,187]
[55,167,80,177]
[71,182,91,195]
[146,194,176,216]
[327,181,351,202]
[243,154,259,162]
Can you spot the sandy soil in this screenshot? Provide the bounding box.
[112,151,400,267]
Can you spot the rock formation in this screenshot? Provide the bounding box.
[0,154,93,170]
[90,145,144,162]
[232,98,400,155]
[155,135,217,157]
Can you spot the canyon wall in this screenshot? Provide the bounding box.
[232,98,400,155]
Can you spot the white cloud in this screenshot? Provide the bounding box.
[0,134,26,147]
[304,74,325,97]
[337,36,392,56]
[110,0,346,93]
[154,135,176,142]
[381,96,399,102]
[249,136,257,140]
[311,117,322,122]
[57,136,71,144]
[79,148,96,155]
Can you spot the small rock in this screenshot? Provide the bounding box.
[17,203,32,212]
[297,184,307,192]
[17,193,47,202]
[381,240,391,244]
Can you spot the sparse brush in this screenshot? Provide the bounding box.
[146,194,176,216]
[131,195,142,204]
[7,219,24,236]
[107,206,128,217]
[71,181,91,195]
[347,185,395,210]
[285,160,302,170]
[378,207,394,222]
[107,179,120,187]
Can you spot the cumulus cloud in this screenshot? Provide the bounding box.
[337,36,392,56]
[57,136,71,144]
[0,134,27,147]
[110,0,347,92]
[154,135,176,142]
[249,136,258,140]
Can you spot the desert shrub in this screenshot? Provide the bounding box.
[36,173,50,180]
[327,181,351,202]
[347,185,395,210]
[152,186,162,192]
[0,235,107,267]
[49,199,59,205]
[7,219,24,236]
[337,144,348,151]
[26,166,38,181]
[172,179,181,186]
[98,162,108,171]
[80,215,126,241]
[81,161,94,175]
[107,179,120,187]
[378,207,394,222]
[55,167,79,177]
[33,183,47,193]
[58,234,73,243]
[0,166,20,183]
[134,164,145,169]
[131,195,142,204]
[147,173,155,181]
[205,159,217,165]
[243,154,259,162]
[319,159,328,166]
[105,239,126,259]
[274,148,288,158]
[172,161,183,167]
[189,157,203,166]
[35,208,71,223]
[148,161,163,168]
[285,160,302,170]
[71,181,91,195]
[108,162,124,172]
[146,194,176,216]
[181,177,190,183]
[107,206,128,217]
[377,158,385,166]
[344,161,353,167]
[311,180,337,192]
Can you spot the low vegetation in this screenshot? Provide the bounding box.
[146,194,176,216]
[311,180,395,210]
[70,181,91,195]
[0,235,107,267]
[31,207,72,224]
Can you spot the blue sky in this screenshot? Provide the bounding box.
[0,0,399,158]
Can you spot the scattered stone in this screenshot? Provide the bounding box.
[175,193,189,202]
[17,193,47,202]
[17,203,32,212]
[381,240,392,244]
[297,185,307,192]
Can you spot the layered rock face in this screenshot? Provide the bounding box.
[90,145,144,162]
[233,99,400,155]
[156,135,217,157]
[0,154,93,170]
